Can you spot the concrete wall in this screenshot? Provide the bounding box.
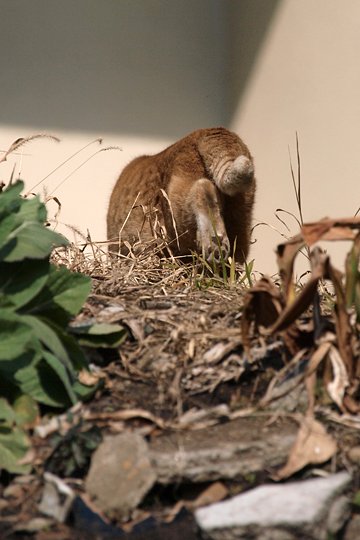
[0,0,235,245]
[230,0,360,272]
[1,0,359,273]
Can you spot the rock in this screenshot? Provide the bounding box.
[149,417,297,483]
[85,432,156,519]
[195,471,351,540]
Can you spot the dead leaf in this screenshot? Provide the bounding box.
[78,369,104,386]
[260,349,308,408]
[342,394,360,413]
[325,411,360,429]
[305,371,317,416]
[272,416,337,480]
[302,217,360,246]
[84,408,166,429]
[267,248,327,335]
[327,346,349,410]
[326,261,354,376]
[241,276,283,356]
[188,482,228,509]
[176,404,231,429]
[276,234,305,304]
[203,340,242,364]
[306,339,333,376]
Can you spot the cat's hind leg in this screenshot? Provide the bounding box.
[187,178,230,263]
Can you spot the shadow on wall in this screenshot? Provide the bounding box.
[1,0,280,139]
[229,0,281,112]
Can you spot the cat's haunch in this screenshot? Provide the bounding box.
[107,127,256,263]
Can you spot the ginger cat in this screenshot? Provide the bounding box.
[107,127,256,263]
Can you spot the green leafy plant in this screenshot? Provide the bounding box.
[0,180,127,473]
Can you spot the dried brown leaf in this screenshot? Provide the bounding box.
[326,261,354,377]
[327,346,349,410]
[276,234,305,304]
[305,371,317,416]
[272,416,337,480]
[241,276,283,355]
[203,340,242,365]
[78,369,104,387]
[84,408,166,429]
[259,348,308,408]
[302,217,360,246]
[268,248,328,334]
[188,482,228,509]
[306,338,333,376]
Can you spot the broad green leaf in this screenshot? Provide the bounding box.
[21,315,76,375]
[0,425,31,474]
[70,322,128,348]
[5,344,73,408]
[13,394,39,427]
[73,379,99,402]
[0,181,23,217]
[42,351,77,405]
[0,221,67,262]
[16,195,47,223]
[0,345,64,407]
[0,310,34,360]
[0,213,20,253]
[48,322,88,371]
[0,398,17,424]
[26,264,91,324]
[0,259,50,309]
[13,360,70,408]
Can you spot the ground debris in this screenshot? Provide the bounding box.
[4,225,360,539]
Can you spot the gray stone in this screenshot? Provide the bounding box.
[195,472,351,540]
[149,417,296,483]
[85,432,156,519]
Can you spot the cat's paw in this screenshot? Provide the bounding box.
[203,234,230,264]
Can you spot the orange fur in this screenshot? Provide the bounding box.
[107,127,256,262]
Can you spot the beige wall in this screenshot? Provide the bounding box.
[230,0,360,273]
[1,0,359,274]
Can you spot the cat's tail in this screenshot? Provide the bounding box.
[203,153,255,196]
[198,130,255,196]
[216,155,254,196]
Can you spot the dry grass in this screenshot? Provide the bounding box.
[51,235,264,416]
[52,233,256,295]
